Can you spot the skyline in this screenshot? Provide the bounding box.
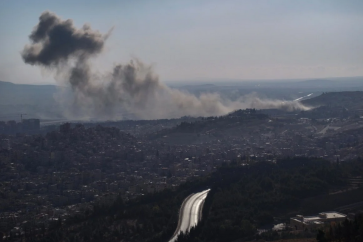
[1,0,363,84]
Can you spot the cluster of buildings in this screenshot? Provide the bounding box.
[0,119,40,134]
[180,116,363,163]
[1,113,362,237]
[1,139,10,150]
[0,124,221,235]
[290,211,348,231]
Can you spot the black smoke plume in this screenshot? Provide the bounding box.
[22,11,105,66]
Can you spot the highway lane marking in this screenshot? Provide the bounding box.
[169,189,210,242]
[187,190,209,231]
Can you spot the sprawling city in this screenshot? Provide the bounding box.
[1,1,363,242]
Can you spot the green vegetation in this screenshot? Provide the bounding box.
[316,214,363,242]
[25,178,209,242]
[27,157,363,242]
[176,158,359,242]
[301,187,363,215]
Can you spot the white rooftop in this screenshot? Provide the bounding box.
[320,212,346,219]
[292,211,346,224]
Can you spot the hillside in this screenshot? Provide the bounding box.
[23,157,363,242]
[297,91,363,119]
[0,81,57,105]
[147,109,268,144]
[0,81,62,120]
[302,91,363,110]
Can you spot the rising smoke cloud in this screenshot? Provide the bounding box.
[22,11,311,120]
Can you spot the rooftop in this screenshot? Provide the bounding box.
[292,211,346,224]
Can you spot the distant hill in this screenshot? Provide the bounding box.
[302,91,363,109]
[297,91,363,119]
[169,76,363,89]
[1,78,363,120]
[171,77,363,102]
[0,80,57,105]
[0,80,14,86]
[0,81,62,120]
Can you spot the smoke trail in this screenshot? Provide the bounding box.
[22,11,311,120]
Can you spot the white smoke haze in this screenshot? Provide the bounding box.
[22,11,311,120]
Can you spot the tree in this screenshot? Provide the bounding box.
[316,229,326,242]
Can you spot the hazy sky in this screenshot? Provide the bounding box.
[0,0,362,84]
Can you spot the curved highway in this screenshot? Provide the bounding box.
[169,189,210,242]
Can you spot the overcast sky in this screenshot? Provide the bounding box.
[0,0,362,84]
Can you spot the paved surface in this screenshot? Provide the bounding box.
[169,189,210,242]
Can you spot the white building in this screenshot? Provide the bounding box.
[290,211,346,231]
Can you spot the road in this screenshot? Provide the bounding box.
[169,189,210,242]
[294,93,313,101]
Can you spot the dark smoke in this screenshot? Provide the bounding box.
[22,12,311,120]
[22,11,105,66]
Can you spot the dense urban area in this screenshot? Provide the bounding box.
[1,91,363,241]
[2,0,363,240]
